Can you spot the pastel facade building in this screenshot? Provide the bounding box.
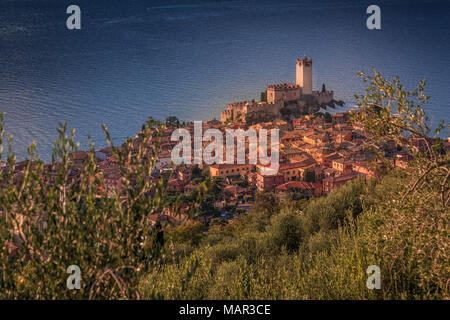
[256,171,285,191]
[322,173,359,194]
[209,163,255,178]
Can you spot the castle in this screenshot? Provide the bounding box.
[220,56,334,123]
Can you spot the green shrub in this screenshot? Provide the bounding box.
[0,116,170,299]
[301,178,369,235]
[266,209,303,253]
[206,242,240,266]
[139,249,213,300]
[169,222,205,247]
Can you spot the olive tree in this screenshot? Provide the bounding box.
[0,115,168,299]
[351,69,449,207]
[350,69,449,298]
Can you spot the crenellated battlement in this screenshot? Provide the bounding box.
[220,56,334,123]
[267,82,302,104]
[267,83,301,90]
[312,90,334,104]
[296,56,312,67]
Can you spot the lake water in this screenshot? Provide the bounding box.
[1,0,449,161]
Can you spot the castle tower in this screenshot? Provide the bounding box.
[296,55,313,95]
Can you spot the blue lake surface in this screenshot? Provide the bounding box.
[0,0,449,161]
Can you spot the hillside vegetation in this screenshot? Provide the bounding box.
[0,70,448,299]
[139,171,448,299]
[141,69,449,299]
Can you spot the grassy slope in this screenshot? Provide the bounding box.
[139,172,448,300]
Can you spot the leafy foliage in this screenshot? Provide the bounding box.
[140,71,449,300]
[0,117,168,299]
[0,70,448,300]
[351,69,449,207]
[302,167,316,182]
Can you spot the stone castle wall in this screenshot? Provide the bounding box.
[220,56,335,123]
[221,100,284,123]
[312,90,334,105]
[267,83,302,104]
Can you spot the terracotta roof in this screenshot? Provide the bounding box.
[71,151,89,161]
[279,158,316,170]
[210,163,254,169]
[325,173,359,183]
[168,179,184,187]
[276,181,321,191]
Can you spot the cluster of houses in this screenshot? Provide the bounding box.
[145,111,446,224]
[205,113,381,197]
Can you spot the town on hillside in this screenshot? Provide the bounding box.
[2,57,449,229]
